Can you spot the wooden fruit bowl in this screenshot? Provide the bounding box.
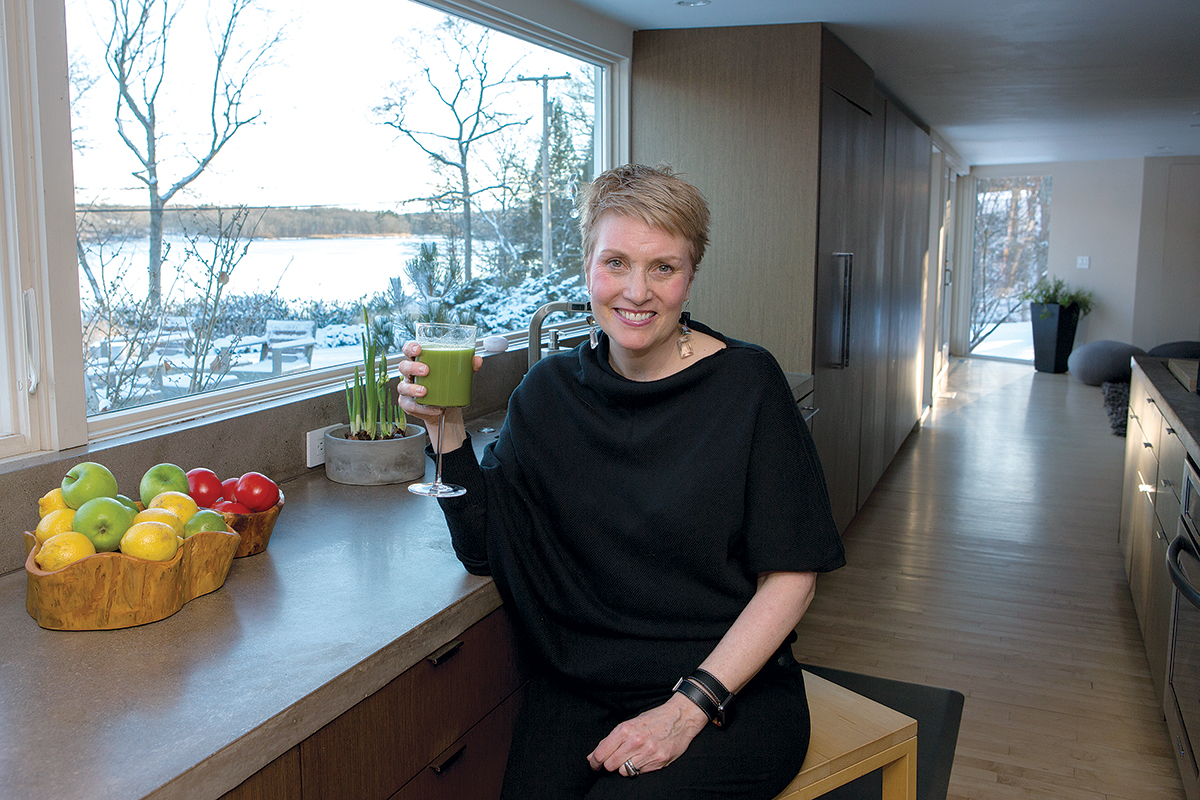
[220,491,283,558]
[23,527,241,631]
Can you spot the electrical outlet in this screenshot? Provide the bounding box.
[306,427,332,468]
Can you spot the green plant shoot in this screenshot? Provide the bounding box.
[344,306,406,439]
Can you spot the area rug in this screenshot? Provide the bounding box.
[1102,381,1130,436]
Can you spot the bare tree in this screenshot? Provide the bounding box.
[969,176,1051,349]
[102,0,279,307]
[375,16,528,282]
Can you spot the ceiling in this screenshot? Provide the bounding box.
[571,0,1200,166]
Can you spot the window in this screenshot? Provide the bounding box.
[969,175,1052,360]
[65,0,608,419]
[0,0,625,459]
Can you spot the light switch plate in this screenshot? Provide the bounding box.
[1077,256,1090,269]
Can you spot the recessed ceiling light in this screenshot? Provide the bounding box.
[676,0,710,7]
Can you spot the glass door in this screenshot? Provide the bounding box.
[968,175,1051,360]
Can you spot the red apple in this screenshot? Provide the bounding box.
[235,472,280,513]
[214,499,253,515]
[186,468,224,508]
[221,477,239,502]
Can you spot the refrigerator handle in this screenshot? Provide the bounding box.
[832,253,853,369]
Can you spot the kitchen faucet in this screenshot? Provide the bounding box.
[528,300,590,370]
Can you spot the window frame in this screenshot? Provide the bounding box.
[4,0,630,459]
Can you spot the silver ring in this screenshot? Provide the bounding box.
[623,759,640,777]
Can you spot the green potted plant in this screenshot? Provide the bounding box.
[1021,276,1095,373]
[324,308,427,485]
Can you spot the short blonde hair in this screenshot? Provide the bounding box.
[577,164,711,271]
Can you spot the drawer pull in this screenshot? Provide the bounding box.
[426,639,464,666]
[430,743,467,774]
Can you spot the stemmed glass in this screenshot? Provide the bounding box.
[408,323,477,498]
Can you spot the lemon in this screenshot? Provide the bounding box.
[148,490,199,525]
[34,507,76,545]
[133,507,185,537]
[38,487,69,519]
[119,520,180,561]
[35,531,96,571]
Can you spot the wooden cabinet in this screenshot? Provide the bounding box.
[1121,363,1187,706]
[631,23,930,532]
[813,83,877,529]
[221,607,526,800]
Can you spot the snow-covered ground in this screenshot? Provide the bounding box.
[971,321,1033,361]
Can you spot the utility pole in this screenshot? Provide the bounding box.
[518,74,569,277]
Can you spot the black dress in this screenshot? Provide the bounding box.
[435,321,844,799]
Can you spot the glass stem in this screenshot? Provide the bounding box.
[433,408,447,485]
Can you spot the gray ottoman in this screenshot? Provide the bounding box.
[1148,341,1200,359]
[1067,340,1146,385]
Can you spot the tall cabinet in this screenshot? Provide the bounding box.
[632,24,930,532]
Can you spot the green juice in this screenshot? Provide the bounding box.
[417,346,475,407]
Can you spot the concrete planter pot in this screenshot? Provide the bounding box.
[323,423,428,486]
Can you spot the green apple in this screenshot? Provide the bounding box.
[115,494,140,515]
[183,508,229,538]
[139,463,189,507]
[73,496,135,552]
[61,461,120,509]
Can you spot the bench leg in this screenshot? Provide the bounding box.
[880,738,917,800]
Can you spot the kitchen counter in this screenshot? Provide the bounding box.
[1135,354,1200,457]
[0,415,507,800]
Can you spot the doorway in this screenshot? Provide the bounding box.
[967,175,1052,361]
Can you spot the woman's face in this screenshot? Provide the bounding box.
[585,213,695,372]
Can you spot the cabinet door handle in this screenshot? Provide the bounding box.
[429,743,467,774]
[800,406,818,423]
[831,253,853,369]
[426,639,464,666]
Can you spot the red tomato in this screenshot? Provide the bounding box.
[214,499,253,515]
[186,468,224,508]
[235,471,280,512]
[221,477,239,502]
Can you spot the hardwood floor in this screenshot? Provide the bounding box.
[795,357,1186,800]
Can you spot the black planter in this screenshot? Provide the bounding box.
[1030,302,1081,373]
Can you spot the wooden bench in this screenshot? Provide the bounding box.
[258,319,318,374]
[773,671,918,800]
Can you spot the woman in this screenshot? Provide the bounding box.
[398,164,844,799]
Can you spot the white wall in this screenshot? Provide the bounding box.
[1134,157,1200,349]
[972,159,1145,347]
[970,156,1200,351]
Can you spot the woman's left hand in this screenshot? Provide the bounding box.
[586,692,709,777]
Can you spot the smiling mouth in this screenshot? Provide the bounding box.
[616,309,655,323]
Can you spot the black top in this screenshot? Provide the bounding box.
[437,321,844,697]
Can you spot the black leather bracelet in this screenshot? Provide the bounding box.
[691,669,734,712]
[673,676,723,726]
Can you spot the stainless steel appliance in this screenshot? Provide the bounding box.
[1166,454,1200,800]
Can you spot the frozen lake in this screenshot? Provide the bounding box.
[81,234,445,306]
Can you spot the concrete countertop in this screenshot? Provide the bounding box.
[1135,354,1200,459]
[0,415,507,800]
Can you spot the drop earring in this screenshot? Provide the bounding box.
[677,312,693,359]
[587,315,600,349]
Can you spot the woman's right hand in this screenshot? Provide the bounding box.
[396,341,483,453]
